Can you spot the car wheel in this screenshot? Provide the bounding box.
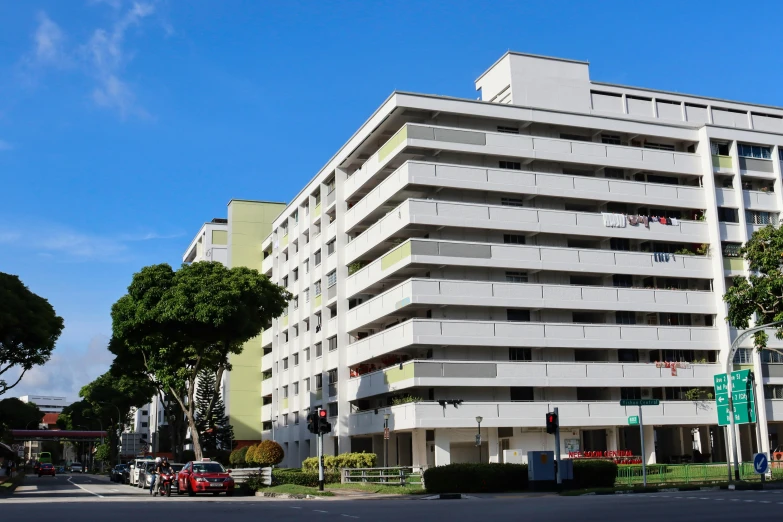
[212,492,220,496]
[187,481,195,497]
[226,490,234,497]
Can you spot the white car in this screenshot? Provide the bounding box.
[129,458,154,486]
[69,462,84,473]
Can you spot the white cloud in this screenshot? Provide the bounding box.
[0,139,13,151]
[33,12,67,66]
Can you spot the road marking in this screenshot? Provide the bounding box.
[290,507,302,509]
[341,515,359,519]
[760,501,771,504]
[314,510,328,513]
[110,489,119,492]
[699,497,708,500]
[67,477,104,498]
[744,500,756,503]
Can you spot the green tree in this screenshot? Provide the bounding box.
[0,272,64,396]
[110,262,289,459]
[0,398,43,442]
[195,370,234,453]
[94,443,111,464]
[725,225,783,348]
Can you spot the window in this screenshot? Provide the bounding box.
[616,311,636,325]
[723,242,742,257]
[305,347,310,361]
[604,168,624,179]
[315,374,323,390]
[747,210,778,225]
[503,234,525,245]
[497,125,519,134]
[282,414,288,426]
[499,161,521,170]
[327,336,337,352]
[717,207,739,223]
[507,309,530,322]
[621,388,642,400]
[304,288,310,302]
[141,410,148,416]
[328,402,338,417]
[766,385,783,399]
[505,271,528,283]
[304,259,309,273]
[314,250,322,266]
[292,295,299,310]
[293,325,299,338]
[141,422,148,428]
[327,368,338,384]
[314,280,322,296]
[560,133,591,142]
[501,197,525,207]
[294,353,299,366]
[282,385,288,398]
[509,347,532,361]
[601,135,621,145]
[282,330,288,343]
[315,342,323,357]
[738,144,771,159]
[613,274,633,288]
[283,357,289,370]
[327,270,337,287]
[610,238,630,251]
[327,240,336,256]
[644,142,675,151]
[305,378,311,391]
[282,275,289,287]
[711,142,730,156]
[293,268,299,282]
[294,411,300,424]
[779,149,783,161]
[510,387,534,401]
[293,382,299,396]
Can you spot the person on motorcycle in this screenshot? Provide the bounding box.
[149,457,162,496]
[157,457,172,496]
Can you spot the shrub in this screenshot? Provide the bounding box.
[229,446,249,467]
[301,452,377,472]
[255,440,284,467]
[272,468,340,487]
[571,460,617,489]
[245,444,259,466]
[423,463,529,493]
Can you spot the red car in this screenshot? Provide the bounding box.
[177,459,234,496]
[38,463,56,477]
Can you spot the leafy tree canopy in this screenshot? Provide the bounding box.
[0,398,43,441]
[0,272,64,396]
[725,225,783,348]
[110,261,290,459]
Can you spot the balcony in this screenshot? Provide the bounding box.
[262,255,274,275]
[347,400,717,436]
[744,190,778,211]
[714,188,736,207]
[345,123,703,201]
[345,360,719,401]
[261,354,273,372]
[723,257,744,274]
[712,155,733,172]
[718,222,742,242]
[345,161,706,234]
[281,234,289,247]
[346,319,719,366]
[261,378,273,397]
[344,199,710,265]
[262,328,273,348]
[739,157,774,177]
[346,238,713,298]
[346,278,715,332]
[261,403,272,422]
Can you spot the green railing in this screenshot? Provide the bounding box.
[616,463,783,485]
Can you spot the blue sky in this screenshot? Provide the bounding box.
[2,0,783,400]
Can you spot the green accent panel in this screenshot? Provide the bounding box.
[315,390,323,401]
[314,202,322,217]
[228,339,263,441]
[211,230,228,245]
[281,234,288,247]
[228,200,286,270]
[381,241,412,271]
[282,315,288,327]
[384,364,414,385]
[282,398,288,410]
[723,258,744,271]
[378,126,408,162]
[712,155,733,169]
[313,294,322,309]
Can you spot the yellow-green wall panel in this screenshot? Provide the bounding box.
[381,241,412,270]
[378,126,408,162]
[211,230,228,245]
[384,364,414,384]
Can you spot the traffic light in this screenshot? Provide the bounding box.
[317,408,331,434]
[545,411,558,434]
[306,411,319,434]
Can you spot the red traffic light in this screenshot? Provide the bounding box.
[548,415,554,423]
[319,409,327,418]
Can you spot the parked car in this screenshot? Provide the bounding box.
[138,461,156,489]
[110,464,129,483]
[38,463,56,477]
[69,462,84,473]
[177,459,235,496]
[129,458,154,486]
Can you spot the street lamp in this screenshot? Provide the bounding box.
[475,416,483,464]
[383,413,390,469]
[98,402,123,468]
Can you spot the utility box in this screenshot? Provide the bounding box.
[527,451,555,481]
[558,458,574,480]
[503,449,528,464]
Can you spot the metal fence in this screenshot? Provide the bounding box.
[229,467,271,486]
[341,467,424,487]
[616,463,783,486]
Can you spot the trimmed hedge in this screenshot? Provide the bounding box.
[252,440,284,467]
[571,460,617,489]
[272,468,340,487]
[302,452,376,472]
[423,463,529,493]
[229,446,249,467]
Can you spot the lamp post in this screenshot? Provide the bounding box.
[98,402,123,468]
[475,416,483,464]
[383,413,390,469]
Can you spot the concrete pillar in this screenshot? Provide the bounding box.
[411,430,427,470]
[434,429,451,466]
[488,428,500,463]
[643,425,656,464]
[678,427,686,455]
[607,427,619,452]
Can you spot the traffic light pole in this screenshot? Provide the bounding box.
[317,432,324,491]
[553,407,561,485]
[639,404,647,487]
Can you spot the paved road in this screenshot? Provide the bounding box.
[5,475,783,521]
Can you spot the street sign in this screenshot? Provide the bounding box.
[619,399,660,406]
[715,370,756,426]
[383,427,390,440]
[753,453,769,474]
[475,434,481,446]
[628,416,640,426]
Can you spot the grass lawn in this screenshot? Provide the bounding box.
[326,483,427,495]
[260,484,334,497]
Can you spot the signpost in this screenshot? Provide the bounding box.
[619,398,658,486]
[714,370,756,426]
[753,452,769,474]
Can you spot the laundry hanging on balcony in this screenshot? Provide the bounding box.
[601,213,627,228]
[653,252,672,262]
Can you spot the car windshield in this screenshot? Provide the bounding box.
[192,463,225,473]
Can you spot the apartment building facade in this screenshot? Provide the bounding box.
[202,52,783,468]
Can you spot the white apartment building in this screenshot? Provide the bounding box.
[18,395,69,414]
[201,51,783,469]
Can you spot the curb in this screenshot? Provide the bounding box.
[576,483,766,496]
[255,491,320,499]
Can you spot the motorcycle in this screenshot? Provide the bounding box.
[157,471,175,497]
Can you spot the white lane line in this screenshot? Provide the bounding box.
[760,501,771,504]
[290,507,302,509]
[67,476,104,498]
[744,500,756,503]
[314,510,329,513]
[341,515,359,519]
[699,497,709,500]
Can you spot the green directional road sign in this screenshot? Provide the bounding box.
[714,370,756,426]
[628,416,640,426]
[619,399,660,407]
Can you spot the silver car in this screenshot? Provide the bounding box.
[140,462,184,493]
[69,462,84,473]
